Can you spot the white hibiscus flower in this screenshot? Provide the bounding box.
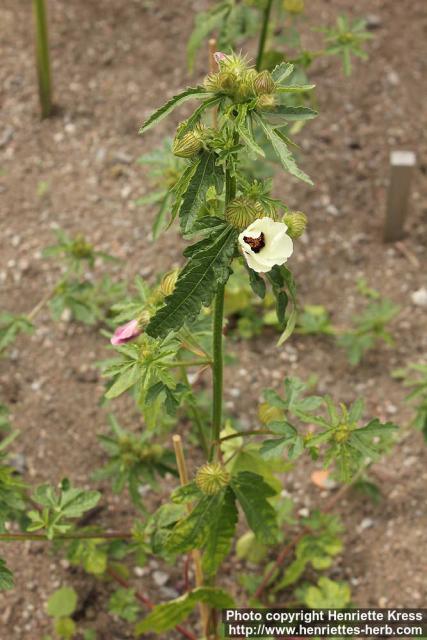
[238,217,294,273]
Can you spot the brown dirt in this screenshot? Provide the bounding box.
[0,0,426,638]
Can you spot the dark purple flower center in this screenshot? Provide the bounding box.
[243,232,265,254]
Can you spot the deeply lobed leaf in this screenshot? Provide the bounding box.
[146,223,237,338]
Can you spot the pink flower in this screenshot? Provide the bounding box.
[214,51,227,64]
[110,319,141,346]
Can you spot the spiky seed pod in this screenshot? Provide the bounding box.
[159,269,179,297]
[283,0,305,15]
[172,125,206,158]
[283,211,308,239]
[258,403,284,425]
[254,70,276,96]
[255,93,277,110]
[195,463,230,495]
[225,196,264,229]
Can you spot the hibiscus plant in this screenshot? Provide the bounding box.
[102,52,397,635]
[1,52,398,639]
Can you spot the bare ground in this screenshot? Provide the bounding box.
[0,0,426,637]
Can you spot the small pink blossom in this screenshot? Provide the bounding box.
[213,51,227,64]
[110,319,141,346]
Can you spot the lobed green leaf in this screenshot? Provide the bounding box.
[139,87,208,135]
[146,224,237,338]
[230,471,278,544]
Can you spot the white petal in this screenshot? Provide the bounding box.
[266,232,293,260]
[242,250,273,273]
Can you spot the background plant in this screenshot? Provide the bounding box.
[393,363,427,441]
[0,229,125,362]
[187,0,372,77]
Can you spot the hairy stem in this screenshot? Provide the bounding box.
[32,0,53,118]
[210,166,236,462]
[210,285,225,461]
[256,0,274,70]
[168,358,212,368]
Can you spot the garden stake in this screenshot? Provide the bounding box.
[383,150,417,242]
[32,0,53,118]
[209,38,218,127]
[172,434,209,636]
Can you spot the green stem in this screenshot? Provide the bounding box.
[33,0,53,118]
[256,0,274,70]
[219,429,275,443]
[0,530,132,542]
[211,284,225,461]
[168,359,212,368]
[210,167,236,462]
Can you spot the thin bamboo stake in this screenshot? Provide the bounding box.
[208,38,218,128]
[172,434,209,635]
[32,0,53,118]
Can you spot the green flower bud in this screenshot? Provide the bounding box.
[217,71,239,93]
[236,68,258,99]
[283,0,304,14]
[258,403,283,425]
[72,235,93,260]
[334,425,350,443]
[218,52,248,78]
[195,463,230,495]
[253,70,275,95]
[160,269,179,297]
[204,70,238,95]
[137,310,151,327]
[225,196,264,229]
[255,93,277,110]
[283,211,307,239]
[172,125,205,158]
